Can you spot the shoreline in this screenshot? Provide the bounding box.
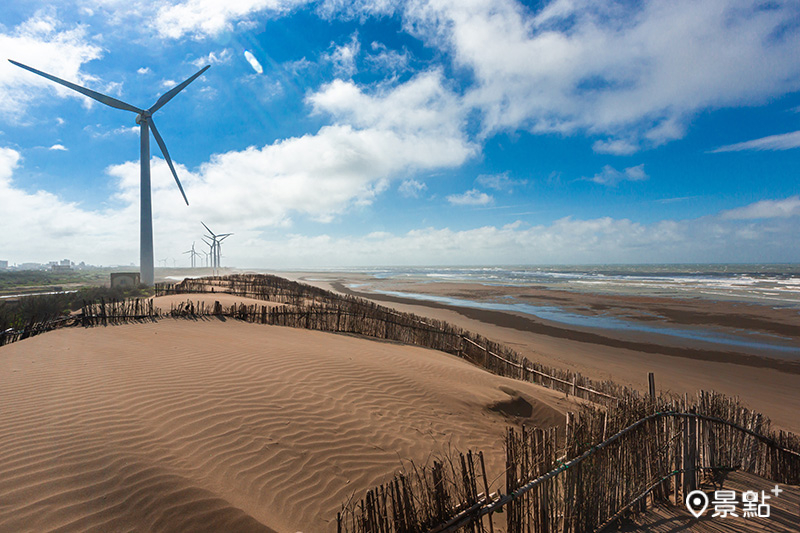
[332,282,800,374]
[278,271,800,433]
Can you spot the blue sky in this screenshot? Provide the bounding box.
[1,0,799,268]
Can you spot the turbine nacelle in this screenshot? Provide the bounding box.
[135,111,152,124]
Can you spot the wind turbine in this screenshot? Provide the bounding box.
[9,59,210,285]
[183,242,200,268]
[201,235,220,275]
[201,222,232,273]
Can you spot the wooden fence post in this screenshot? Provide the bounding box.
[683,415,697,496]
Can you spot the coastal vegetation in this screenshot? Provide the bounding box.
[0,269,122,295]
[0,284,150,332]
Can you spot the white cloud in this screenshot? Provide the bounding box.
[160,79,177,88]
[592,139,638,156]
[137,67,151,75]
[244,50,264,74]
[711,131,800,153]
[48,144,67,151]
[447,188,492,206]
[366,42,411,74]
[308,70,469,142]
[3,146,798,267]
[155,0,312,39]
[0,147,138,264]
[239,208,800,267]
[589,164,648,186]
[398,179,427,198]
[0,15,103,119]
[720,196,800,220]
[326,32,361,77]
[402,0,800,149]
[475,172,526,192]
[110,70,474,226]
[192,49,233,68]
[317,0,400,20]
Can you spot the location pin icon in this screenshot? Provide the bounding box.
[686,490,709,518]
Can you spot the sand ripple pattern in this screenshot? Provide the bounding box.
[0,319,566,532]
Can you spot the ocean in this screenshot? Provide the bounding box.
[353,264,800,308]
[306,264,800,356]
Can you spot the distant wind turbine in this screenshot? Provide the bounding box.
[201,236,215,270]
[8,59,210,285]
[201,222,232,274]
[183,242,200,268]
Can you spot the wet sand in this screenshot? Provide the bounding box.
[282,271,800,434]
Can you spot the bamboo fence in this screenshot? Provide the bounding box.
[0,315,76,346]
[338,392,800,533]
[1,297,160,346]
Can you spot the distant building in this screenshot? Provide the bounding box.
[0,260,7,270]
[50,259,73,272]
[17,263,45,270]
[110,272,141,288]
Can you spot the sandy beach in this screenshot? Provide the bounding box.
[1,275,798,532]
[0,311,574,532]
[283,271,800,434]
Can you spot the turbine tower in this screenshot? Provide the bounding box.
[9,59,210,285]
[201,222,232,274]
[183,242,200,268]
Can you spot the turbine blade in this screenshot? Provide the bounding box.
[8,59,143,114]
[149,65,210,114]
[201,221,215,237]
[149,118,189,205]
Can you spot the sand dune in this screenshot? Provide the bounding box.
[0,318,572,532]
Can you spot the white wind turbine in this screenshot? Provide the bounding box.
[183,242,201,268]
[201,222,232,274]
[9,59,210,285]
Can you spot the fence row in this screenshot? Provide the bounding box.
[1,297,161,346]
[0,315,76,346]
[338,392,800,533]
